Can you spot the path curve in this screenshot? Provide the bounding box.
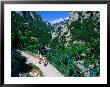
[18,50,64,77]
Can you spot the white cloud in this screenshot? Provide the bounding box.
[50,18,63,24]
[49,16,69,24]
[65,17,69,20]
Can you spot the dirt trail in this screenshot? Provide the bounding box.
[18,50,64,77]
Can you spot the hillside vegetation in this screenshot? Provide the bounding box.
[11,11,100,77]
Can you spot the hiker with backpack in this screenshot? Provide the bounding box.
[37,44,48,66]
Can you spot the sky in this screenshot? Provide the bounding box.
[37,11,69,24]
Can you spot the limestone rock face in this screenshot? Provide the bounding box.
[69,11,79,24]
[15,11,23,16]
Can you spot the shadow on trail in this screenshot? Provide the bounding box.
[11,48,33,77]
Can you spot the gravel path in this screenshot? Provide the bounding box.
[18,50,64,77]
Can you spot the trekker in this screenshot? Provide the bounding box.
[38,44,48,66]
[37,51,42,64]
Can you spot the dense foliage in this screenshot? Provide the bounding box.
[11,11,52,51]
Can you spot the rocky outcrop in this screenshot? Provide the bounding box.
[51,11,100,47]
[69,11,79,24]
